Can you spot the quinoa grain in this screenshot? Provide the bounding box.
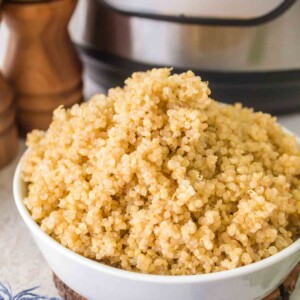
[21,68,300,275]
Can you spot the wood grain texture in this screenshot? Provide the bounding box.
[53,262,300,300]
[1,0,83,135]
[0,5,18,168]
[53,273,85,300]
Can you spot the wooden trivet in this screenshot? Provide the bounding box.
[53,274,85,300]
[53,263,300,300]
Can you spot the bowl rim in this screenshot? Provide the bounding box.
[14,131,300,284]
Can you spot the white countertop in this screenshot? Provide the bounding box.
[1,113,300,299]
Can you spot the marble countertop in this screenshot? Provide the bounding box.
[0,141,59,298]
[1,113,300,299]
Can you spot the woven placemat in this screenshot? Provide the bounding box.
[53,262,300,300]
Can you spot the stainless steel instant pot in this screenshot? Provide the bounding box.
[70,0,300,113]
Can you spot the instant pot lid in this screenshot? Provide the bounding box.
[70,0,300,72]
[100,0,296,25]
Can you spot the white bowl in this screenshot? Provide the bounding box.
[14,157,300,300]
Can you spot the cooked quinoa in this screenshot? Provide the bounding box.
[21,68,300,275]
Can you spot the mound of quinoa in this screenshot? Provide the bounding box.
[21,68,300,275]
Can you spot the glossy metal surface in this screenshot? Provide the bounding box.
[70,0,300,72]
[102,0,285,20]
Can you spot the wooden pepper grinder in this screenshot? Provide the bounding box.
[0,0,18,168]
[1,0,83,135]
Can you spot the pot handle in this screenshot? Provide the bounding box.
[99,0,296,26]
